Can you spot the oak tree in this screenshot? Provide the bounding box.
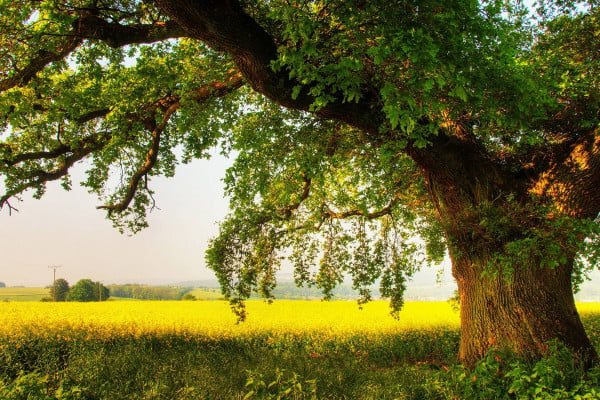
[1,0,599,366]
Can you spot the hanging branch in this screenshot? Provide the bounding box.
[97,73,244,213]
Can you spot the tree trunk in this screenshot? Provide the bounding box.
[450,248,598,367]
[409,133,600,367]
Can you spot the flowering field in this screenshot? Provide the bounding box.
[1,300,600,399]
[0,300,460,337]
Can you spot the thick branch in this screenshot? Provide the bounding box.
[0,36,82,93]
[2,144,70,167]
[154,0,384,135]
[0,15,188,94]
[75,108,112,124]
[530,128,600,219]
[76,16,188,48]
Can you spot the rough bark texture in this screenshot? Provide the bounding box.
[452,250,596,367]
[410,132,600,366]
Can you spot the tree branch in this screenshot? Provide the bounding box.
[279,174,311,219]
[97,73,244,213]
[0,134,109,210]
[75,16,188,49]
[322,197,398,220]
[0,15,188,94]
[0,36,82,93]
[97,122,162,214]
[154,0,385,135]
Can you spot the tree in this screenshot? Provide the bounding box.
[0,0,599,366]
[51,278,69,302]
[0,282,5,288]
[67,279,109,302]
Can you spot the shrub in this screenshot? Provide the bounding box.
[426,342,600,400]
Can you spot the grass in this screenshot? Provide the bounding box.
[0,287,49,302]
[185,287,224,300]
[0,301,599,399]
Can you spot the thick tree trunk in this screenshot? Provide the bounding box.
[450,249,598,367]
[409,133,600,367]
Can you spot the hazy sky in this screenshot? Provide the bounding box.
[0,149,458,289]
[2,149,598,296]
[1,150,598,297]
[0,153,233,287]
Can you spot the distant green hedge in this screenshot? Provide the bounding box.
[107,284,189,300]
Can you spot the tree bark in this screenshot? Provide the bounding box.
[451,248,597,367]
[409,133,600,367]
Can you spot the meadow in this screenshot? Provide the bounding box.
[0,287,49,302]
[1,300,600,399]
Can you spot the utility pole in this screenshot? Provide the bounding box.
[48,265,61,302]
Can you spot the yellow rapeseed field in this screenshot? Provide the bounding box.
[0,300,461,339]
[3,300,600,338]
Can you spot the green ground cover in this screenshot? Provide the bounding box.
[0,287,49,302]
[0,302,599,399]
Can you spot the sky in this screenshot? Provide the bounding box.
[0,148,459,290]
[0,153,232,287]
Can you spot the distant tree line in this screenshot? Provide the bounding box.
[0,282,5,288]
[44,279,109,302]
[267,282,361,300]
[107,284,190,300]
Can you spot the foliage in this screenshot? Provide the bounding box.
[0,371,53,400]
[0,282,5,288]
[107,284,189,300]
[50,279,69,302]
[66,280,109,302]
[427,342,600,399]
[244,369,317,400]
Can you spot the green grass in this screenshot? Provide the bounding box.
[1,310,600,399]
[0,287,48,302]
[0,287,224,302]
[186,287,224,300]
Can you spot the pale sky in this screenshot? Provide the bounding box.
[0,153,232,287]
[0,149,457,290]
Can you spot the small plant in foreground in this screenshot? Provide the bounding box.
[427,342,600,400]
[244,369,317,400]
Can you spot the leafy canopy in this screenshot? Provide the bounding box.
[0,0,599,316]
